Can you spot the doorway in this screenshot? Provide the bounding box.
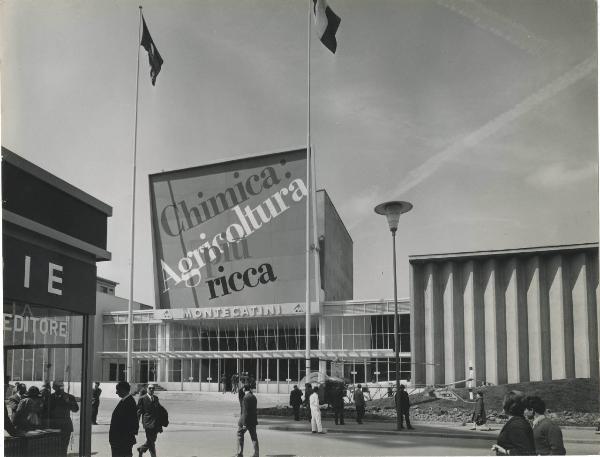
[139,360,157,383]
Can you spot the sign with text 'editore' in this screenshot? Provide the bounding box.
[149,149,315,309]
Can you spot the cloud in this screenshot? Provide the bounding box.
[337,186,387,231]
[526,162,598,189]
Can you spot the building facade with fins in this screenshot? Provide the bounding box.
[410,243,599,387]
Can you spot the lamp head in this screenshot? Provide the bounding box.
[374,201,413,232]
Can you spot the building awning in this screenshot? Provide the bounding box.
[98,349,410,360]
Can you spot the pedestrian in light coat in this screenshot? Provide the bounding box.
[353,384,365,424]
[310,385,324,433]
[289,385,303,421]
[110,381,139,457]
[137,384,164,457]
[236,384,259,457]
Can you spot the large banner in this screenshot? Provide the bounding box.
[149,149,314,309]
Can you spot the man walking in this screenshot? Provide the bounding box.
[353,384,365,424]
[137,384,164,457]
[110,381,139,457]
[303,383,313,422]
[289,385,303,421]
[310,384,324,433]
[236,384,259,457]
[220,373,228,394]
[231,373,239,394]
[92,381,102,425]
[48,381,79,456]
[470,391,489,430]
[396,384,413,430]
[526,395,566,455]
[333,384,346,425]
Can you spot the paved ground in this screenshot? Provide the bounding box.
[86,392,600,456]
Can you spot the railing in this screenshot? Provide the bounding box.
[4,429,63,457]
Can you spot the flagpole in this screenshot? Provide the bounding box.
[305,0,312,384]
[127,5,143,384]
[310,144,321,309]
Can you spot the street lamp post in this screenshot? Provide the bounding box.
[374,200,413,432]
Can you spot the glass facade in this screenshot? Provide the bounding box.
[3,301,86,453]
[169,319,318,352]
[4,302,84,383]
[321,314,410,352]
[98,310,412,386]
[102,323,158,352]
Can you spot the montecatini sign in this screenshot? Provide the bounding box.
[149,149,315,309]
[152,302,312,320]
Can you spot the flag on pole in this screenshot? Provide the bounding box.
[313,0,341,53]
[141,14,164,85]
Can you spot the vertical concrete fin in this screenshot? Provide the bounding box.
[463,260,476,386]
[453,263,466,387]
[572,253,590,377]
[424,263,435,384]
[548,255,567,379]
[495,259,508,385]
[538,256,552,381]
[483,258,498,385]
[516,257,530,382]
[443,262,455,385]
[586,252,599,380]
[474,261,486,386]
[563,256,575,378]
[433,263,445,385]
[410,263,426,384]
[526,256,544,381]
[505,257,520,383]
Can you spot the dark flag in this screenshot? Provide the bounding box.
[140,15,163,86]
[313,0,341,53]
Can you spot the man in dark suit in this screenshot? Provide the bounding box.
[333,384,346,425]
[395,384,413,430]
[110,381,139,457]
[92,381,102,425]
[289,385,303,421]
[7,382,26,421]
[236,384,259,457]
[303,383,313,421]
[49,380,80,456]
[137,384,163,457]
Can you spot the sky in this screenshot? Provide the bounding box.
[2,0,598,307]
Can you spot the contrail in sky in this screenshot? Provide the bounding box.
[436,0,547,55]
[394,56,597,196]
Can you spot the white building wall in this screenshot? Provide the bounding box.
[411,245,599,386]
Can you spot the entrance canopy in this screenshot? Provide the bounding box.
[99,348,404,360]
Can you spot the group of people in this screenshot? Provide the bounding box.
[287,382,414,432]
[222,372,256,394]
[492,390,566,456]
[4,380,79,456]
[109,382,169,457]
[288,384,325,431]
